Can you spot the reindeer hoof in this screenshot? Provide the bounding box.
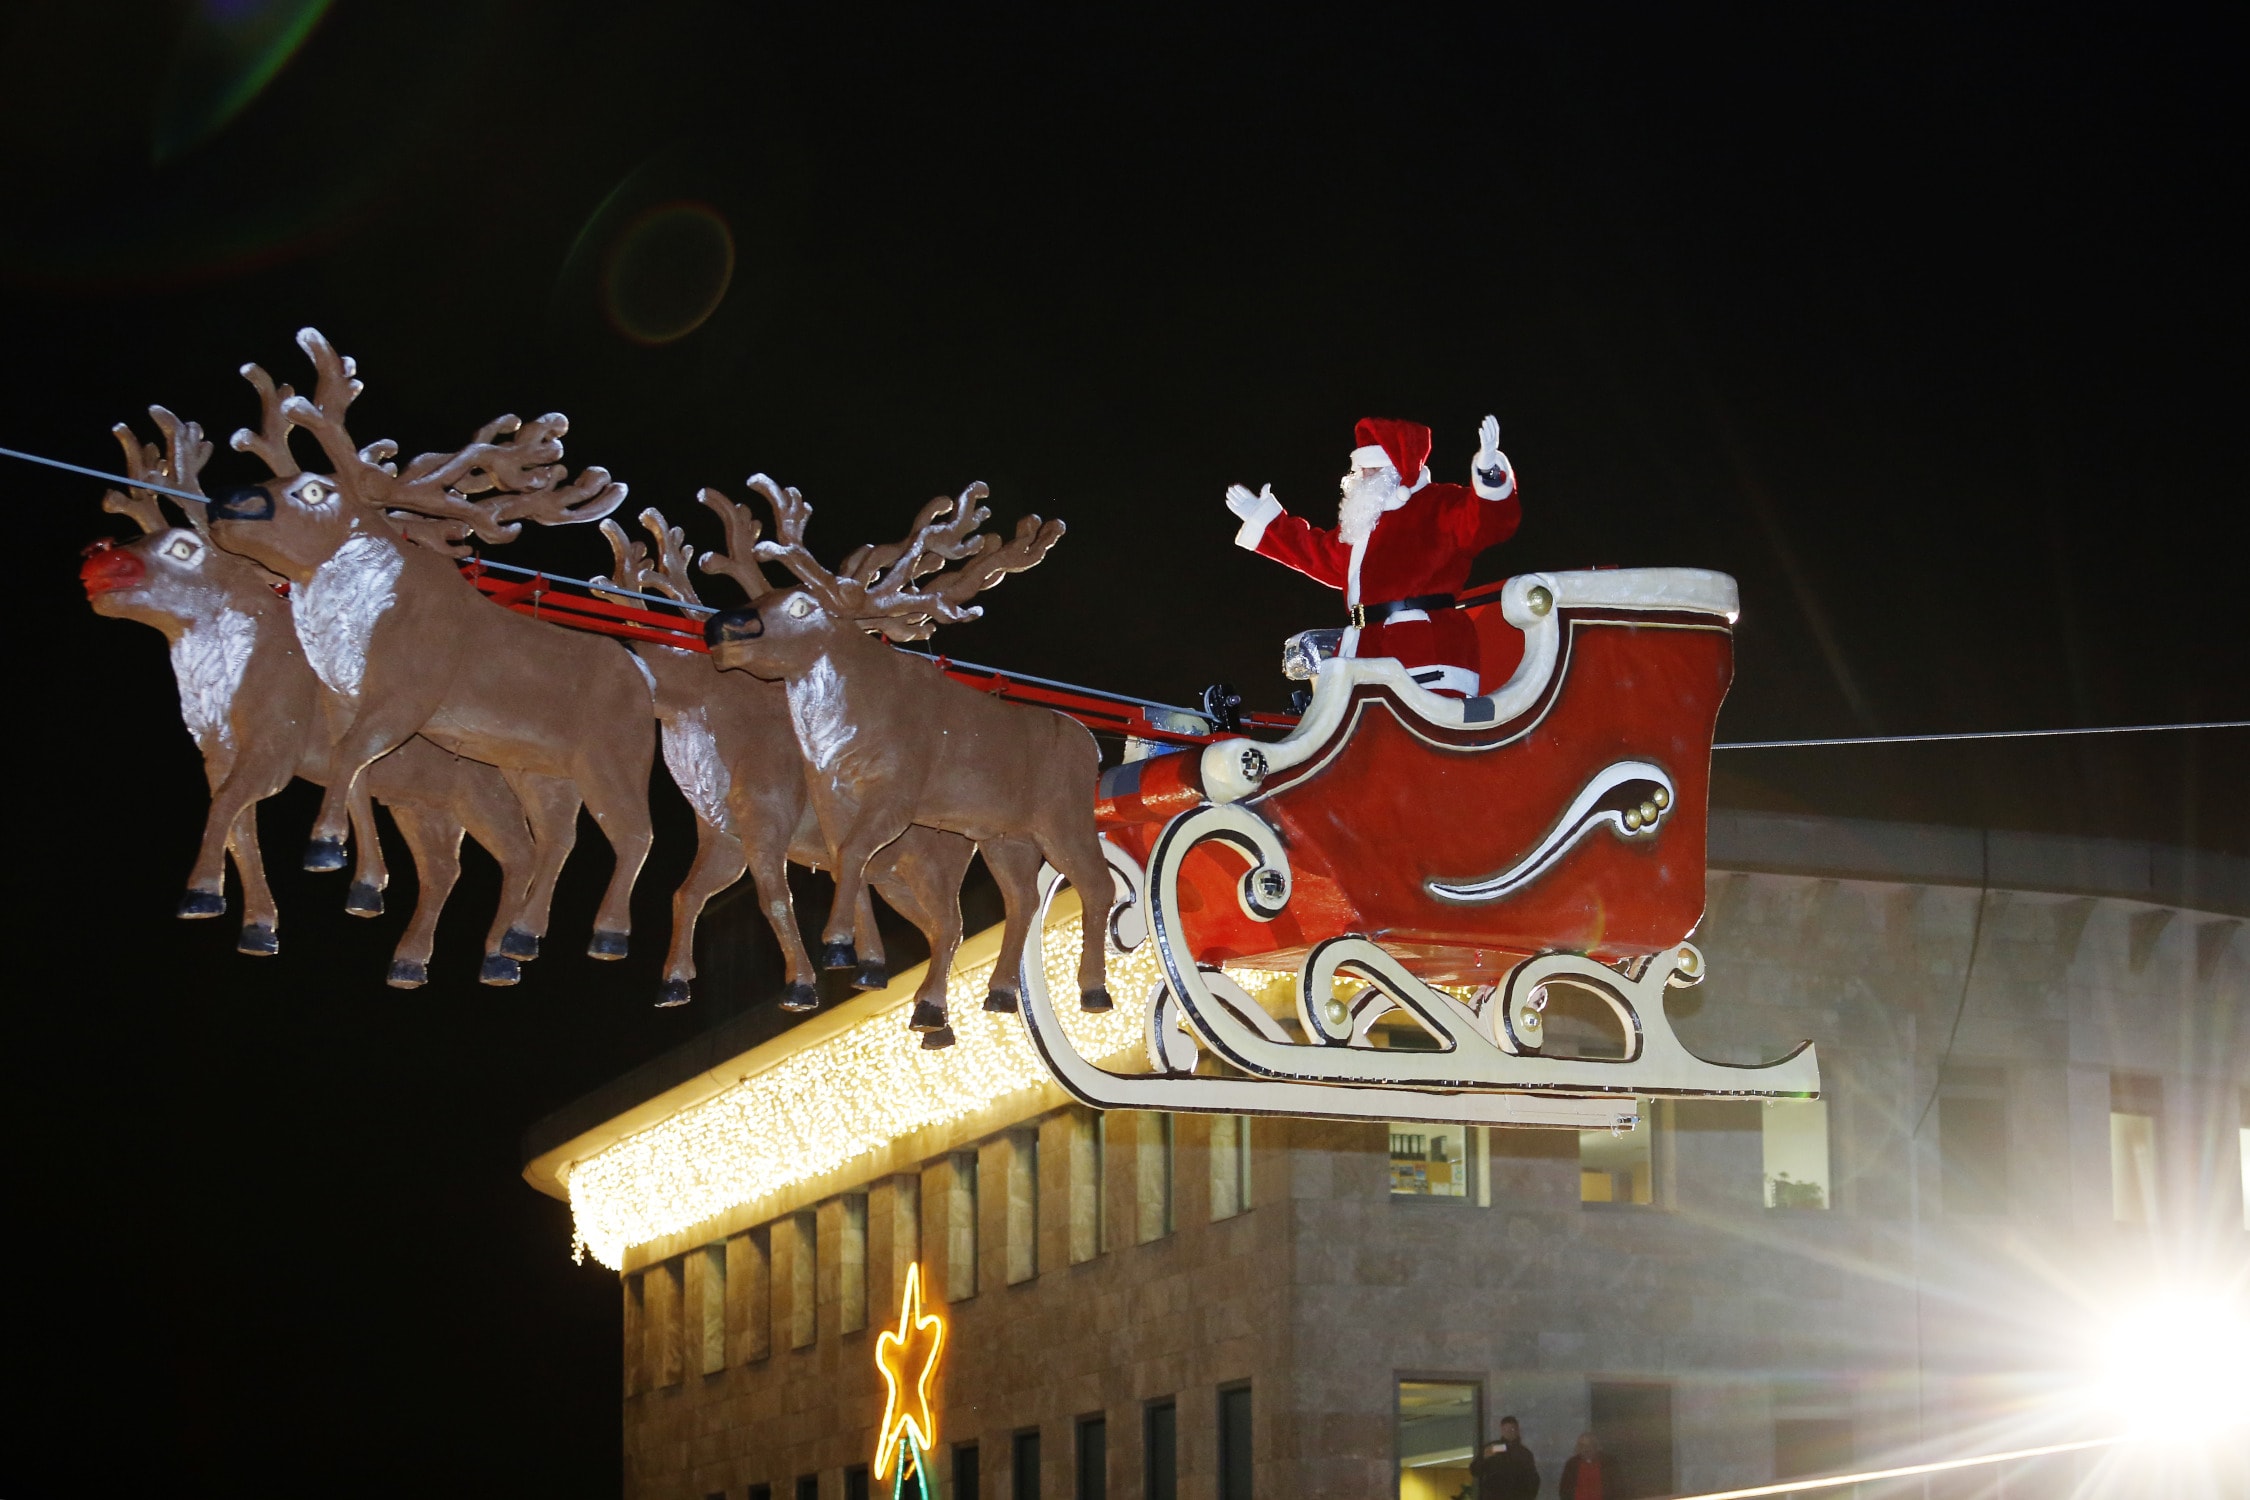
[479,953,522,986]
[345,881,384,917]
[820,941,858,971]
[919,1025,957,1051]
[303,837,347,872]
[908,1000,949,1032]
[388,960,428,989]
[588,930,630,960]
[177,889,226,919]
[237,923,278,957]
[780,984,821,1014]
[1079,987,1114,1014]
[656,979,692,1009]
[983,988,1020,1015]
[854,960,890,991]
[500,928,540,961]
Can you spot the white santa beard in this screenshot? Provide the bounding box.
[1337,467,1407,545]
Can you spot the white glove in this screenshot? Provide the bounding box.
[1226,482,1276,521]
[1476,414,1502,470]
[1473,415,1511,492]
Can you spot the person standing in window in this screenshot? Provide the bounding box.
[1557,1432,1604,1500]
[1469,1416,1539,1499]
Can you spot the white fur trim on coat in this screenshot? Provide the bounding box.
[1232,491,1286,550]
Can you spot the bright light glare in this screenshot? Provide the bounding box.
[2090,1292,2250,1433]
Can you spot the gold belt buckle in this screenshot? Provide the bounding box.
[1349,604,1367,628]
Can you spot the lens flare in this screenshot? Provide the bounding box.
[2090,1291,2250,1433]
[601,201,736,345]
[151,0,334,163]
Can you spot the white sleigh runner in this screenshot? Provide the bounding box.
[1016,567,1822,1130]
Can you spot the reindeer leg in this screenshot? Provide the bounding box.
[870,830,974,1048]
[225,802,281,957]
[492,771,581,981]
[1042,821,1118,1012]
[657,819,749,1008]
[816,805,915,977]
[564,738,652,963]
[183,747,295,921]
[979,838,1047,1015]
[848,885,890,992]
[383,804,462,989]
[343,775,390,918]
[452,769,535,971]
[306,692,436,872]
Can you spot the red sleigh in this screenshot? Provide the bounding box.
[1016,567,1821,1129]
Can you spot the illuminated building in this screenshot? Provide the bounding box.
[522,811,2248,1498]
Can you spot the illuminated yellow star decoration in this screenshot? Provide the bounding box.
[873,1261,945,1482]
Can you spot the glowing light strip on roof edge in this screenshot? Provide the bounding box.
[565,915,1162,1268]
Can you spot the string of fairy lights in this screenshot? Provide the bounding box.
[566,915,1169,1268]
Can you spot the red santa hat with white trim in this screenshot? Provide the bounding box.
[1349,417,1434,492]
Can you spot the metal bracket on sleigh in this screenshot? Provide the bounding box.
[1019,806,1820,1132]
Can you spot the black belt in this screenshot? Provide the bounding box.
[1350,593,1456,628]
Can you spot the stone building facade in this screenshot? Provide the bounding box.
[522,812,2249,1499]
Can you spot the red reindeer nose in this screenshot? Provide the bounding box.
[80,543,145,595]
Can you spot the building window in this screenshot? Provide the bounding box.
[844,1465,870,1500]
[2240,1091,2249,1231]
[750,1486,771,1500]
[1590,1380,1675,1498]
[1762,1099,1831,1209]
[1012,1427,1042,1500]
[789,1210,818,1347]
[1581,1111,1653,1205]
[1160,1114,1177,1235]
[1396,1380,1479,1498]
[1094,1111,1111,1253]
[948,1152,980,1302]
[953,1442,981,1500]
[1939,1067,2009,1214]
[2110,1074,2161,1224]
[1075,1414,1107,1500]
[1774,1417,1852,1482]
[841,1194,869,1331]
[1391,1122,1470,1198]
[1218,1384,1253,1500]
[1144,1399,1177,1500]
[796,1476,818,1500]
[1008,1130,1040,1284]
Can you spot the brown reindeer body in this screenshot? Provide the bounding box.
[703,477,1113,1026]
[82,417,538,985]
[597,500,976,1025]
[204,330,655,964]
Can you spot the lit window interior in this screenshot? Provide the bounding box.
[1763,1098,1831,1209]
[1389,1123,1469,1198]
[1396,1380,1478,1500]
[1581,1111,1652,1204]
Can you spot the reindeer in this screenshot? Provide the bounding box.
[703,476,1115,1021]
[202,329,657,967]
[594,493,978,1033]
[81,407,539,986]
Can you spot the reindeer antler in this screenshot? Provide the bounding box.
[230,363,302,478]
[743,475,1066,643]
[104,405,215,536]
[695,487,776,602]
[593,506,704,607]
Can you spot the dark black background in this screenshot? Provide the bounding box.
[4,3,2242,1493]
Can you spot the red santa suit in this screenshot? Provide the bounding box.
[1233,417,1520,697]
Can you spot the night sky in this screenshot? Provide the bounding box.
[4,4,2243,1493]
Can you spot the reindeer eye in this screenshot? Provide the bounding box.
[784,595,815,620]
[165,537,198,562]
[299,481,330,504]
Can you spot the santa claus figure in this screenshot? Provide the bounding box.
[1226,415,1519,698]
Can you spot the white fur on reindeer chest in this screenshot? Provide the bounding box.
[786,655,860,774]
[169,606,257,751]
[660,703,733,832]
[293,532,403,700]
